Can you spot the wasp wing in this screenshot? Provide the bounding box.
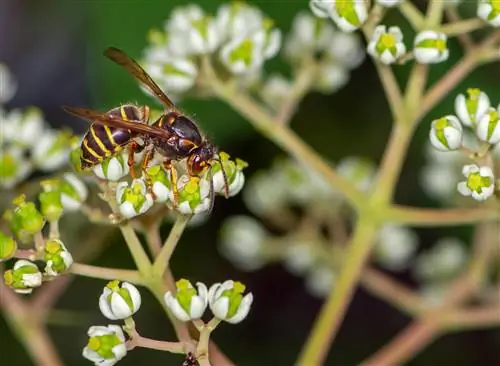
[63,106,173,140]
[104,47,179,112]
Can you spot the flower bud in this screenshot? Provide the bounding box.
[220,31,267,74]
[309,0,333,18]
[99,280,142,320]
[374,225,419,271]
[93,153,130,181]
[4,259,43,294]
[457,164,495,201]
[211,153,247,197]
[164,279,208,321]
[260,74,291,109]
[38,191,64,222]
[216,2,264,40]
[305,265,336,298]
[283,242,316,275]
[454,88,491,127]
[208,280,253,324]
[83,325,127,366]
[0,146,33,189]
[144,57,198,95]
[429,116,463,151]
[7,107,46,147]
[5,195,45,241]
[0,232,17,262]
[174,176,211,214]
[146,165,172,203]
[41,173,88,212]
[327,0,369,33]
[477,0,500,27]
[337,156,376,192]
[31,130,73,172]
[476,107,500,144]
[313,62,349,94]
[414,31,449,64]
[116,178,154,219]
[367,26,406,65]
[43,239,73,276]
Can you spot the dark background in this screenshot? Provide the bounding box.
[1,0,499,365]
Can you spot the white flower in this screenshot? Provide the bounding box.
[208,280,253,324]
[337,156,376,192]
[260,74,291,109]
[0,146,33,189]
[475,107,500,144]
[174,175,211,215]
[31,130,72,171]
[58,173,88,211]
[367,26,406,65]
[83,325,127,366]
[328,0,369,33]
[4,259,43,294]
[326,31,365,69]
[429,115,463,151]
[283,242,316,275]
[93,153,130,181]
[0,63,17,103]
[43,239,73,276]
[414,238,468,281]
[216,2,264,40]
[211,154,247,198]
[3,107,46,147]
[376,0,402,7]
[477,0,500,27]
[219,216,267,271]
[374,225,418,271]
[454,88,491,127]
[99,280,142,320]
[242,171,288,215]
[116,178,154,219]
[165,5,221,56]
[220,30,267,74]
[143,56,198,95]
[309,0,334,18]
[145,165,172,203]
[414,31,449,64]
[457,164,495,201]
[305,265,336,298]
[164,279,208,321]
[420,162,460,201]
[314,62,350,93]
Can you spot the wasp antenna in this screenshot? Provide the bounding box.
[218,157,230,199]
[207,165,216,214]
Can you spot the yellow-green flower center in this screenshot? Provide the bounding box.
[335,0,361,26]
[229,39,254,65]
[175,279,197,313]
[466,172,492,193]
[87,334,122,359]
[0,153,18,179]
[106,280,134,310]
[221,281,246,319]
[377,33,397,55]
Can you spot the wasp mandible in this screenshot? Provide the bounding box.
[64,47,229,207]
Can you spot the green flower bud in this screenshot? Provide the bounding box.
[0,232,17,261]
[43,239,73,276]
[5,195,45,241]
[39,191,64,221]
[4,259,43,294]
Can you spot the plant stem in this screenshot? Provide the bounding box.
[152,214,191,276]
[399,1,426,30]
[119,225,152,275]
[440,18,486,37]
[296,219,378,366]
[70,263,143,284]
[197,318,222,366]
[426,0,445,27]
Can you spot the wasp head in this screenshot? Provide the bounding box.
[187,144,217,176]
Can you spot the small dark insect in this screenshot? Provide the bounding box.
[64,47,229,208]
[182,352,199,366]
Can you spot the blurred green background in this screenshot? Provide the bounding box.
[1,0,499,365]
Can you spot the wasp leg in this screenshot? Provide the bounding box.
[141,148,156,199]
[163,159,179,206]
[127,141,144,179]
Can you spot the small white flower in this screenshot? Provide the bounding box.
[174,176,211,215]
[475,106,500,144]
[4,259,42,294]
[99,280,142,320]
[305,265,336,298]
[420,162,460,201]
[116,178,154,219]
[314,62,350,93]
[283,242,316,275]
[31,130,72,171]
[3,107,46,147]
[93,153,130,181]
[477,0,500,27]
[429,115,463,151]
[376,0,402,7]
[242,171,289,215]
[457,164,495,201]
[326,31,365,69]
[43,239,73,276]
[216,2,264,40]
[260,74,291,109]
[219,216,267,271]
[164,279,208,321]
[58,173,88,211]
[220,31,266,74]
[83,325,127,366]
[374,225,418,271]
[454,88,491,127]
[414,238,468,281]
[0,63,17,103]
[144,56,198,95]
[328,0,369,33]
[145,165,172,203]
[414,31,449,64]
[208,280,253,324]
[367,26,406,65]
[0,146,33,189]
[337,156,376,192]
[211,154,247,198]
[309,0,334,18]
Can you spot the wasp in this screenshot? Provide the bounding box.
[64,47,228,208]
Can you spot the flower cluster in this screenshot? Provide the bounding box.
[0,64,75,189]
[425,89,499,202]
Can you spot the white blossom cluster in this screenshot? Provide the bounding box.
[140,3,281,99]
[0,63,74,189]
[219,155,377,298]
[423,89,499,202]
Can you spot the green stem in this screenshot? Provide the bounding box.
[439,18,486,37]
[296,219,378,366]
[405,64,428,121]
[399,1,426,30]
[70,263,143,284]
[152,215,191,276]
[425,0,445,27]
[119,225,152,275]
